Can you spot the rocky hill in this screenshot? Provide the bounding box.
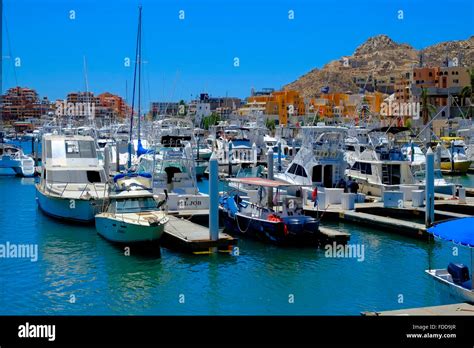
[284,35,473,97]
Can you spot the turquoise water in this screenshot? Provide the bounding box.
[1,142,473,315]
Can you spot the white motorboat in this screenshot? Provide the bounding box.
[95,173,168,244]
[35,134,108,222]
[426,218,474,303]
[0,143,35,177]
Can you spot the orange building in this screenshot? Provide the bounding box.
[97,92,129,119]
[246,90,305,125]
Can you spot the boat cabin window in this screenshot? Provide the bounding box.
[351,162,372,175]
[345,145,355,151]
[287,163,297,174]
[86,171,103,183]
[47,140,96,159]
[295,165,307,177]
[115,197,157,213]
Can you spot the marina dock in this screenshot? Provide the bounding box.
[318,226,351,244]
[161,216,237,254]
[304,196,474,240]
[362,302,474,316]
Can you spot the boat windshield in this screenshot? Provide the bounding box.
[115,197,157,213]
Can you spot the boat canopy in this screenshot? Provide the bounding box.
[428,217,474,248]
[225,177,310,188]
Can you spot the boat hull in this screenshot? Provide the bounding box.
[95,215,165,243]
[440,160,472,175]
[426,269,474,303]
[36,185,100,222]
[220,209,319,246]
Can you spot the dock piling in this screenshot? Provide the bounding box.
[277,142,282,172]
[228,141,233,177]
[252,142,257,166]
[425,148,435,227]
[267,149,274,208]
[115,141,120,173]
[104,144,111,178]
[209,154,219,251]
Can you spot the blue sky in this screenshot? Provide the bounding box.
[2,0,473,109]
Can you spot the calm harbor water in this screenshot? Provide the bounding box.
[1,141,473,315]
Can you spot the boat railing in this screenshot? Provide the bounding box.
[43,180,108,200]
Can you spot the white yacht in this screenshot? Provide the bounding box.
[35,134,108,222]
[0,143,35,177]
[95,173,168,244]
[136,144,209,215]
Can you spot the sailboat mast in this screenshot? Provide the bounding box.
[137,7,142,142]
[127,5,142,168]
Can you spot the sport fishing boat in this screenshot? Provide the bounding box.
[426,218,474,303]
[0,143,35,177]
[95,173,168,244]
[219,177,319,246]
[136,144,209,216]
[345,128,421,196]
[274,126,348,189]
[35,134,108,222]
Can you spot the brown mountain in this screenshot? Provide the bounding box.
[284,34,474,97]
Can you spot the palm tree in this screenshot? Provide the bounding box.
[460,68,474,118]
[420,88,436,125]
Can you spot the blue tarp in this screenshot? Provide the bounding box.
[428,217,474,248]
[113,172,152,182]
[137,139,150,157]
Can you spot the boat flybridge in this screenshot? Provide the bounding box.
[207,123,260,173]
[35,134,108,222]
[152,117,212,176]
[274,126,348,189]
[426,218,474,303]
[0,143,35,177]
[136,143,209,216]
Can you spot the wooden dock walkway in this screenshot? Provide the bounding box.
[362,302,474,316]
[161,216,237,254]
